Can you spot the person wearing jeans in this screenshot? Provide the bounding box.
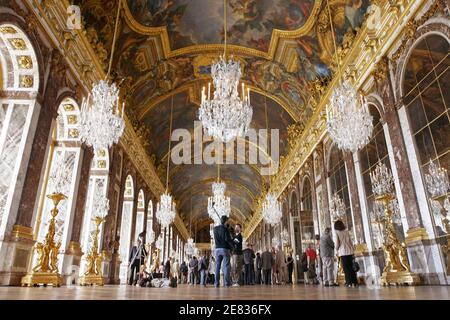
[213,215,234,287]
[320,227,338,287]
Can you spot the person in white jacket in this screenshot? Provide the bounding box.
[334,220,358,287]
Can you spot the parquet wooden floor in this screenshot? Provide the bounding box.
[0,284,449,300]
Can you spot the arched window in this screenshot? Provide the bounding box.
[32,98,83,271]
[119,175,134,283]
[402,33,450,271]
[328,145,353,234]
[0,24,39,238]
[300,177,314,248]
[79,148,109,274]
[135,189,145,241]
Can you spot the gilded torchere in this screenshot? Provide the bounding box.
[21,193,66,287]
[370,163,420,286]
[79,216,106,286]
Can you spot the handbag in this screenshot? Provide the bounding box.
[352,258,360,273]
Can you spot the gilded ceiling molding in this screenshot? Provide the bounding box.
[244,0,431,238]
[24,0,190,241]
[122,0,322,61]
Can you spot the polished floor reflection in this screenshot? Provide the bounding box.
[0,284,449,300]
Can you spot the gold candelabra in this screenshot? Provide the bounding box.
[21,192,66,287]
[79,216,105,286]
[375,193,420,286]
[431,194,450,275]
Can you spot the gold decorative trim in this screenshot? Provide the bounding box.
[355,243,369,255]
[17,55,33,69]
[122,0,322,61]
[11,225,34,240]
[67,241,83,256]
[405,227,429,245]
[0,26,17,34]
[9,38,27,50]
[19,75,33,88]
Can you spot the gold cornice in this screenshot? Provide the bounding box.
[122,0,322,61]
[244,0,431,238]
[11,225,34,241]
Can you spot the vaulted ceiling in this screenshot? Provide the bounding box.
[76,0,371,238]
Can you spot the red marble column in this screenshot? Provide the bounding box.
[343,152,365,243]
[375,57,422,229]
[15,51,75,228]
[69,146,94,245]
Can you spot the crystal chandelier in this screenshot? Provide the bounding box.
[326,81,373,153]
[198,0,252,143]
[262,193,282,226]
[208,179,231,225]
[155,234,164,251]
[93,189,109,218]
[425,159,449,199]
[185,237,196,256]
[324,0,372,153]
[48,161,71,195]
[272,235,281,248]
[156,191,176,229]
[155,95,176,228]
[329,192,346,221]
[370,162,395,196]
[79,0,125,153]
[280,228,290,245]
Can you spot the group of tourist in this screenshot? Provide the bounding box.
[127,217,359,289]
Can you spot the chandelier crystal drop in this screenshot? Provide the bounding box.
[79,80,125,152]
[280,228,290,245]
[262,193,282,226]
[425,159,449,198]
[208,180,231,225]
[198,56,253,143]
[155,234,164,251]
[326,80,373,153]
[370,162,395,197]
[155,191,176,229]
[329,192,346,221]
[93,192,109,219]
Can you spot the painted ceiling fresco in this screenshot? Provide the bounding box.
[127,0,315,52]
[76,0,372,238]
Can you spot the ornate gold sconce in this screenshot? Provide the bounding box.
[79,216,106,286]
[371,163,420,286]
[21,193,66,287]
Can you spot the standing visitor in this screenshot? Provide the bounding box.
[334,220,358,287]
[255,252,262,284]
[320,227,338,287]
[243,243,256,285]
[164,258,171,279]
[286,250,294,284]
[306,244,319,284]
[232,224,244,286]
[208,256,216,284]
[315,234,323,284]
[180,260,188,284]
[199,253,209,286]
[188,256,199,285]
[275,246,286,284]
[261,247,274,285]
[172,258,180,283]
[128,236,147,285]
[213,215,234,288]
